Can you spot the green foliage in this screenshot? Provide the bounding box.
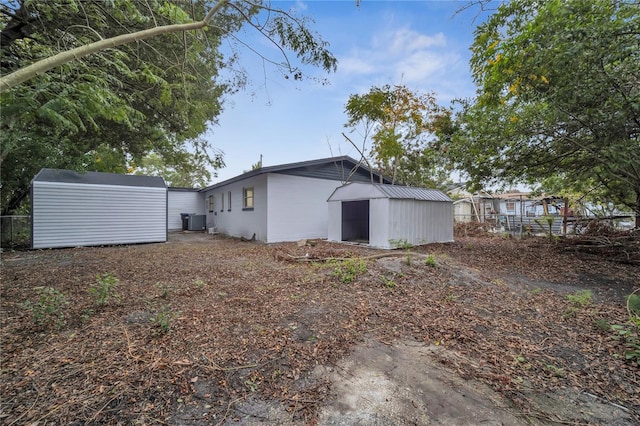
[88,273,121,306]
[566,290,592,307]
[344,84,453,187]
[150,305,180,335]
[609,292,640,365]
[449,0,640,218]
[331,258,367,284]
[0,0,337,213]
[424,255,438,267]
[155,282,171,299]
[390,239,414,265]
[24,287,69,329]
[380,275,396,289]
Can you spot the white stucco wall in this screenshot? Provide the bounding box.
[203,174,268,241]
[266,174,342,243]
[32,181,167,249]
[167,190,204,230]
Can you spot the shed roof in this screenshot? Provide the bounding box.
[33,168,166,188]
[200,156,391,191]
[328,182,452,202]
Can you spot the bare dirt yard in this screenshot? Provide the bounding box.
[1,231,639,425]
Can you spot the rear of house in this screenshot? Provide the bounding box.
[200,156,390,243]
[31,169,167,249]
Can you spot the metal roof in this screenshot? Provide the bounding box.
[32,168,166,188]
[374,184,452,202]
[327,182,452,202]
[200,155,391,191]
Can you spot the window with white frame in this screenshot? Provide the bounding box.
[207,195,214,212]
[227,191,232,211]
[243,187,254,210]
[506,201,516,212]
[220,192,225,212]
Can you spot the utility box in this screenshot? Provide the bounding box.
[187,214,206,231]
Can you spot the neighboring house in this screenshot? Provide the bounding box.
[327,182,454,249]
[167,187,204,231]
[31,168,167,249]
[199,156,390,243]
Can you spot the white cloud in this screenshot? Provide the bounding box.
[389,29,446,55]
[395,51,459,84]
[337,56,376,75]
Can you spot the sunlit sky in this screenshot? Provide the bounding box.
[205,0,493,183]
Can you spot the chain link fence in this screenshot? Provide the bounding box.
[1,215,31,248]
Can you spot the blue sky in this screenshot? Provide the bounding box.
[206,1,492,183]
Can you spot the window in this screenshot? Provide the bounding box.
[243,187,254,210]
[207,195,215,212]
[220,192,224,212]
[227,191,232,211]
[506,201,516,212]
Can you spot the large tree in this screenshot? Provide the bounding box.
[343,84,452,188]
[0,0,336,213]
[449,0,639,225]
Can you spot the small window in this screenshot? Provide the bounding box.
[220,192,225,212]
[506,201,516,212]
[207,195,214,212]
[227,191,232,211]
[243,187,254,210]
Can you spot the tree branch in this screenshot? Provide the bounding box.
[0,0,228,93]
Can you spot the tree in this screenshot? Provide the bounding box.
[448,0,640,226]
[0,0,337,213]
[343,84,452,188]
[133,149,223,188]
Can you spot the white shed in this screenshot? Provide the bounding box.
[327,183,454,249]
[31,169,167,249]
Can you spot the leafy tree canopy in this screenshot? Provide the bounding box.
[448,0,639,223]
[0,0,337,213]
[343,84,453,188]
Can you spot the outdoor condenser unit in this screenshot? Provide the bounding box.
[187,214,206,231]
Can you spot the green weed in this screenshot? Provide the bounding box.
[424,255,438,267]
[331,258,367,284]
[88,273,121,306]
[24,286,69,329]
[567,290,592,307]
[150,305,180,335]
[381,275,396,289]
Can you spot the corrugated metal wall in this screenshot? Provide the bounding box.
[387,199,453,247]
[32,181,167,249]
[167,190,204,230]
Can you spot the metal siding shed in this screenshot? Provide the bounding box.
[32,169,167,249]
[327,182,454,249]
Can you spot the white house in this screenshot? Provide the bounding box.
[31,169,167,249]
[199,156,390,243]
[327,182,454,249]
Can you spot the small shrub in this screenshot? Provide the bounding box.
[155,282,171,298]
[194,279,206,289]
[390,239,414,265]
[24,286,69,329]
[150,305,180,335]
[89,273,121,306]
[381,275,396,289]
[567,290,592,307]
[331,258,367,284]
[424,255,438,267]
